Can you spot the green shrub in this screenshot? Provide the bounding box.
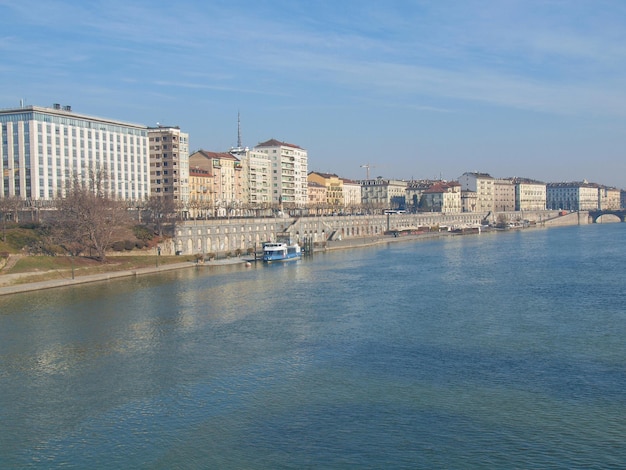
[133,225,153,241]
[111,241,126,251]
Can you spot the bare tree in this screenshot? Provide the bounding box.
[144,195,179,237]
[0,196,22,242]
[53,168,129,262]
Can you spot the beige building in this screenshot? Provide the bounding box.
[512,177,546,211]
[307,181,327,213]
[188,167,213,218]
[308,171,344,209]
[597,185,621,210]
[458,172,495,213]
[421,181,462,213]
[189,150,244,216]
[254,139,308,208]
[461,190,478,212]
[493,178,516,212]
[358,178,407,210]
[231,148,271,208]
[148,126,189,205]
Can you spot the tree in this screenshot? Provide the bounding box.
[0,196,22,242]
[53,168,129,262]
[144,195,179,237]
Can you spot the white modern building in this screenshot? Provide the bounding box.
[254,139,308,208]
[1,103,149,202]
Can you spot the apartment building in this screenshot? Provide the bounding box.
[597,185,621,210]
[511,177,546,211]
[148,126,189,204]
[358,178,407,209]
[1,103,149,202]
[188,167,213,218]
[341,178,362,209]
[493,178,516,212]
[307,181,327,210]
[421,181,462,213]
[189,150,244,215]
[254,139,308,208]
[458,172,495,213]
[308,171,344,208]
[461,190,478,212]
[230,148,271,207]
[546,181,599,210]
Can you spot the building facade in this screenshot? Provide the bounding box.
[458,172,495,213]
[254,139,308,208]
[231,148,271,208]
[341,178,362,210]
[512,177,546,211]
[358,178,407,209]
[307,171,344,209]
[1,103,149,202]
[421,181,462,213]
[597,186,621,210]
[546,181,599,211]
[148,126,189,204]
[493,178,516,212]
[189,150,244,216]
[307,181,327,212]
[188,167,213,218]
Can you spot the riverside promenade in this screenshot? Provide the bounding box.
[0,210,585,297]
[0,257,250,297]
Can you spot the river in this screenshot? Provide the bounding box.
[1,224,625,468]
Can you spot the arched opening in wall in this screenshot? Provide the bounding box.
[207,236,213,253]
[224,235,229,252]
[341,228,345,237]
[197,238,202,253]
[241,234,245,250]
[187,239,193,253]
[177,240,183,254]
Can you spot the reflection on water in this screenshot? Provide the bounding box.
[1,224,626,468]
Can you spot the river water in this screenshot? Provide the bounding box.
[1,224,625,469]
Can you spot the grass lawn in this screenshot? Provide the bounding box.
[1,254,196,285]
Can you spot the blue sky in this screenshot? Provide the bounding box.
[2,0,626,187]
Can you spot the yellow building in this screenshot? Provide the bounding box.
[189,150,244,216]
[308,171,344,211]
[188,167,213,218]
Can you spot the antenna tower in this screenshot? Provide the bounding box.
[237,111,242,149]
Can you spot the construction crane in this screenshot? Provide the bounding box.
[360,163,376,180]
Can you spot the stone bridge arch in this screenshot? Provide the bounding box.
[589,210,626,223]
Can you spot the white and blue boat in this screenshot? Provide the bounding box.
[262,237,302,262]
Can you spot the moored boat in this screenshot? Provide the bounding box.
[262,236,302,262]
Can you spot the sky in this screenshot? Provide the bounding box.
[2,0,626,188]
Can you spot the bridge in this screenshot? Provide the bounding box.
[588,210,626,223]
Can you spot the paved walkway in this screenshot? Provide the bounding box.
[0,257,252,297]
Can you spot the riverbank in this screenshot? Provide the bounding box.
[0,223,556,296]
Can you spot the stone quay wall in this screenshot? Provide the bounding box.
[169,210,566,256]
